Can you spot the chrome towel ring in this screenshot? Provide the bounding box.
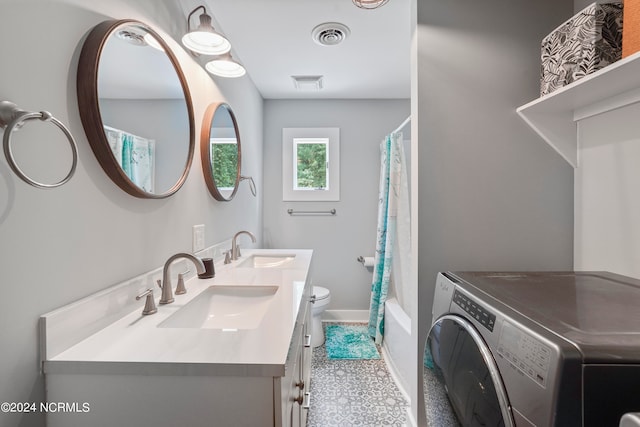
[0,101,78,189]
[240,175,257,197]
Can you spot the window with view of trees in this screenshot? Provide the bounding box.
[211,138,238,189]
[282,128,340,201]
[294,138,328,190]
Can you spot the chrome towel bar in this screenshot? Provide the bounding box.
[287,208,336,216]
[0,100,78,189]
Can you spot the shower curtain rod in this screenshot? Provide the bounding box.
[392,115,411,134]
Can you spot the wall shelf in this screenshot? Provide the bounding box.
[517,50,640,168]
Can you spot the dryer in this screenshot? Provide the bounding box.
[426,271,640,426]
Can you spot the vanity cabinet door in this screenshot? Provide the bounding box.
[291,351,303,427]
[277,311,304,426]
[299,299,312,427]
[280,339,303,427]
[276,283,312,427]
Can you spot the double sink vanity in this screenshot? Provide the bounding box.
[37,16,313,427]
[41,248,313,427]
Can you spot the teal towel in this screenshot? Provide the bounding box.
[423,345,434,370]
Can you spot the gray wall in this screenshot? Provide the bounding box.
[414,0,574,425]
[263,99,410,311]
[0,1,263,427]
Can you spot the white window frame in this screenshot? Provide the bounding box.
[283,127,340,201]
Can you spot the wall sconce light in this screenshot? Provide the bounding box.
[352,0,389,9]
[182,5,231,55]
[205,53,246,78]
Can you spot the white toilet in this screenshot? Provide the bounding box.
[311,286,331,347]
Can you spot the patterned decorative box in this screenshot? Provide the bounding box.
[540,2,623,96]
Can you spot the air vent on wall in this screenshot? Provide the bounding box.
[311,22,350,46]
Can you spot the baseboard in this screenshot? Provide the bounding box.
[322,309,369,323]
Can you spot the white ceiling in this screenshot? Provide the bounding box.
[195,0,412,100]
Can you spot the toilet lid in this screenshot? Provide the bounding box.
[313,286,330,301]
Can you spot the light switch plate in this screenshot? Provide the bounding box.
[192,224,205,252]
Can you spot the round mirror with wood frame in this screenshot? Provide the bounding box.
[200,102,241,201]
[77,19,195,199]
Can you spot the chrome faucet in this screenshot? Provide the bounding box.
[158,253,206,304]
[231,230,256,261]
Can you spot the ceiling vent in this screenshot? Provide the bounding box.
[116,26,148,46]
[311,23,350,46]
[292,75,324,91]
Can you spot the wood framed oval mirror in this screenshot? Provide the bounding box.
[77,19,195,198]
[200,102,241,201]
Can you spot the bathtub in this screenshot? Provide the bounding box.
[382,297,413,399]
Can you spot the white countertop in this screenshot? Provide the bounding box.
[42,249,312,377]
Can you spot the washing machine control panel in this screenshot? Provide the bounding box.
[452,289,554,389]
[497,321,552,388]
[453,290,496,332]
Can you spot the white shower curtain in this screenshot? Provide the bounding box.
[368,130,411,344]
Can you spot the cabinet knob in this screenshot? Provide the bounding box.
[295,380,305,390]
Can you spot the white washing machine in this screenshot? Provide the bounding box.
[426,271,640,426]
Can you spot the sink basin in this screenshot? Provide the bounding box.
[236,254,296,269]
[158,285,278,330]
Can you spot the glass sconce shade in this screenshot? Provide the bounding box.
[352,0,389,9]
[182,8,231,55]
[205,54,246,78]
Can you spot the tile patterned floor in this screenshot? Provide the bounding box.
[307,323,409,427]
[422,366,459,426]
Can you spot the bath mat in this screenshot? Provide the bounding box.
[325,324,380,360]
